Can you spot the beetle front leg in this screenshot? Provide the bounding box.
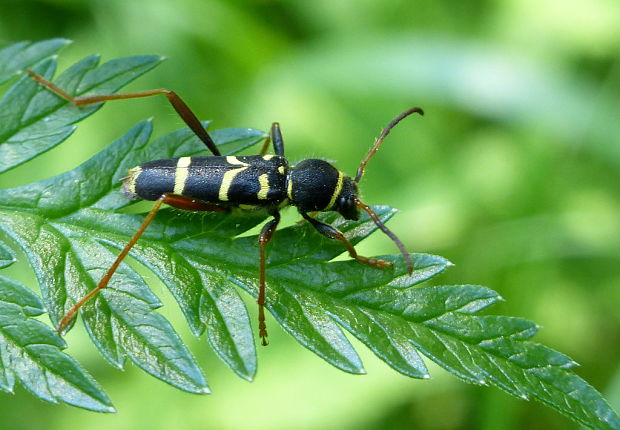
[257,211,281,346]
[300,212,393,270]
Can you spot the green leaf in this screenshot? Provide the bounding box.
[0,275,114,412]
[0,39,69,84]
[0,121,248,392]
[0,41,618,429]
[0,242,15,269]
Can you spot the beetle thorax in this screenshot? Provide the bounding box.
[288,159,360,220]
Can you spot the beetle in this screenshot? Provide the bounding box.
[26,68,423,345]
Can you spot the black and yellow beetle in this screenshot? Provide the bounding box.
[26,68,423,346]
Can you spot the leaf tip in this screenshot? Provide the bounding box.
[103,405,117,413]
[0,255,16,270]
[236,371,255,383]
[52,333,68,349]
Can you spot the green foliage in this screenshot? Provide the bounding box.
[0,275,114,412]
[0,242,14,269]
[0,40,618,429]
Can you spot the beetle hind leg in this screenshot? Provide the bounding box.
[25,68,221,156]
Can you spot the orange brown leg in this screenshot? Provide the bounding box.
[25,68,221,156]
[56,194,227,333]
[257,212,281,346]
[258,136,271,155]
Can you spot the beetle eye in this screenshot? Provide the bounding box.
[338,195,361,220]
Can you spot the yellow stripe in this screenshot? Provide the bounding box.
[257,174,269,200]
[219,166,248,201]
[126,166,142,195]
[326,170,344,209]
[263,154,274,160]
[226,156,248,166]
[287,178,293,200]
[278,165,285,174]
[218,157,250,201]
[173,157,192,195]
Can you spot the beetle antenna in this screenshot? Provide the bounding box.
[355,107,424,183]
[355,199,413,275]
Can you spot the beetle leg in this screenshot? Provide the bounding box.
[257,211,281,346]
[270,122,284,156]
[258,135,271,155]
[163,194,228,212]
[56,194,227,334]
[300,212,393,270]
[25,69,221,156]
[258,123,284,156]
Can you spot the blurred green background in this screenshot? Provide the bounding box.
[1,0,619,429]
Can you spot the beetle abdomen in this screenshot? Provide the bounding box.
[122,155,289,206]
